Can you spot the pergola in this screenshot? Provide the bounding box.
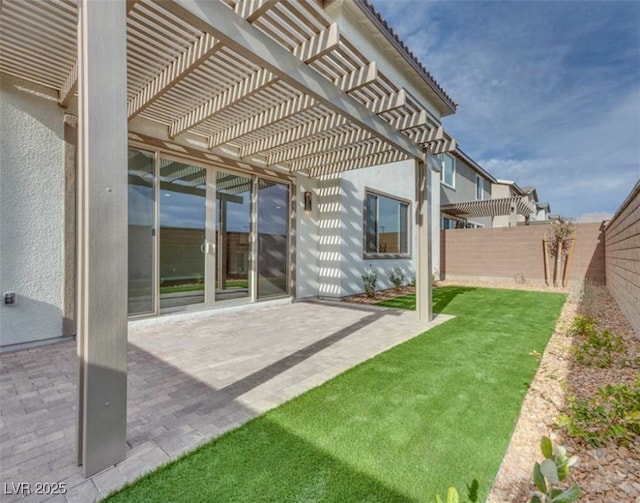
[441,197,536,220]
[1,0,457,476]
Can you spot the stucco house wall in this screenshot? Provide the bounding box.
[441,154,492,227]
[338,160,417,297]
[302,160,417,299]
[0,75,68,348]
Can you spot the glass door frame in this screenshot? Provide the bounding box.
[127,144,294,318]
[213,168,254,304]
[127,148,159,319]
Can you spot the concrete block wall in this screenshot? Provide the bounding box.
[604,182,640,337]
[441,222,605,284]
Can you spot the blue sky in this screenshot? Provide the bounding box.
[373,0,640,220]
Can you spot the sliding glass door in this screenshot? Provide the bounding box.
[159,159,207,309]
[216,172,252,301]
[128,150,155,316]
[257,180,289,299]
[127,150,292,316]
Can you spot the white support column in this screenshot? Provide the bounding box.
[430,156,442,280]
[77,0,128,476]
[415,157,432,323]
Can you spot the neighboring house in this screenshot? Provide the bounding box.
[0,0,457,474]
[491,179,538,227]
[439,148,496,229]
[535,202,551,221]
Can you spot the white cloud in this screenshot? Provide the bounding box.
[372,0,640,217]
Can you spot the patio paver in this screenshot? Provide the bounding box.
[0,301,451,502]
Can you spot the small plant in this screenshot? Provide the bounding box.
[362,266,377,298]
[388,267,405,291]
[409,275,416,287]
[435,487,459,503]
[530,436,579,503]
[573,328,625,368]
[515,272,527,284]
[546,217,576,287]
[557,377,640,446]
[567,315,597,337]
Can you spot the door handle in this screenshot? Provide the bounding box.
[200,242,216,254]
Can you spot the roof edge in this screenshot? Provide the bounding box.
[453,148,497,183]
[352,0,458,115]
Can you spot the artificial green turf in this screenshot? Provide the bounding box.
[106,287,565,503]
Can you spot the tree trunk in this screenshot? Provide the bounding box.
[554,240,563,287]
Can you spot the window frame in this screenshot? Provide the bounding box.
[441,153,456,189]
[363,188,412,259]
[476,175,484,200]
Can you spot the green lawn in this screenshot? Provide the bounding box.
[106,287,565,503]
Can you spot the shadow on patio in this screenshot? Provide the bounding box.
[0,301,450,502]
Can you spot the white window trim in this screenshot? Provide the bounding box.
[441,153,456,189]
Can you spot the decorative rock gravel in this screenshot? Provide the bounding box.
[483,281,640,503]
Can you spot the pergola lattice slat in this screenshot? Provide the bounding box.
[441,197,535,218]
[289,138,386,172]
[207,94,317,148]
[168,22,339,138]
[267,127,371,165]
[165,0,425,159]
[242,88,407,159]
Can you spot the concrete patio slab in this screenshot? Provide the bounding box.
[0,301,452,502]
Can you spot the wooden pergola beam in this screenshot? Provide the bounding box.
[208,94,317,149]
[59,0,138,108]
[165,0,424,159]
[169,22,339,138]
[128,34,221,119]
[426,136,457,155]
[58,59,78,107]
[289,138,385,172]
[267,127,371,165]
[242,89,406,159]
[130,0,281,121]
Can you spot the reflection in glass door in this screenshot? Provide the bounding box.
[128,150,155,315]
[257,180,289,298]
[159,159,207,309]
[216,172,252,301]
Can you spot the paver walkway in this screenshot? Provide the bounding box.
[0,301,451,502]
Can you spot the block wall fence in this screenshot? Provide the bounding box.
[439,183,640,337]
[440,222,605,285]
[604,182,640,337]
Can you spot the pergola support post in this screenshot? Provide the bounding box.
[430,156,442,280]
[76,0,128,476]
[415,156,432,322]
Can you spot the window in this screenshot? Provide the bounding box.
[441,153,455,188]
[364,191,409,256]
[442,217,457,230]
[476,176,484,200]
